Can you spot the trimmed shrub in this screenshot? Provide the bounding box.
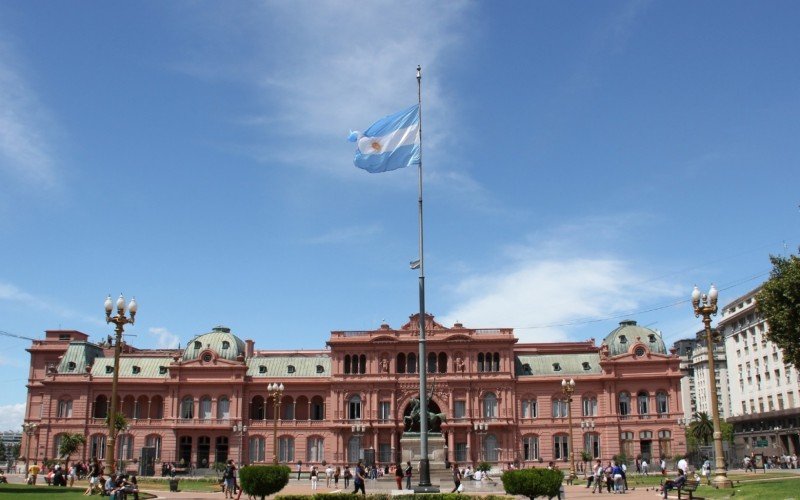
[501,468,564,499]
[240,464,291,500]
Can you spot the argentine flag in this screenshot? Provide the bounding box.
[349,104,420,173]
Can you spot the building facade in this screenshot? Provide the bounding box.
[719,286,800,457]
[23,315,686,470]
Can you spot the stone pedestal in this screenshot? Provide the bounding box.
[399,432,446,463]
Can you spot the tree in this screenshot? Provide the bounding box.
[690,412,714,446]
[104,413,128,434]
[757,254,800,369]
[239,464,290,500]
[502,468,564,499]
[58,433,87,468]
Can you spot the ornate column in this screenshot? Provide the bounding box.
[447,430,455,463]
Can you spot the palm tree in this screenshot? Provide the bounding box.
[690,412,714,446]
[58,433,87,468]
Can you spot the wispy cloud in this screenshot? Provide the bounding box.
[174,1,478,185]
[0,39,57,187]
[0,281,102,326]
[440,215,683,342]
[303,224,383,245]
[148,327,180,349]
[0,403,25,432]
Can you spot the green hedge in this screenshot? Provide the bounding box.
[276,494,512,500]
[501,469,564,499]
[240,465,291,500]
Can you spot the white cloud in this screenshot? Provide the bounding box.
[0,403,25,432]
[439,216,683,342]
[0,39,57,187]
[0,281,102,326]
[149,327,180,349]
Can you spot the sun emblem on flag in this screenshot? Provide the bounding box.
[370,141,382,152]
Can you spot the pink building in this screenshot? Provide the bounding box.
[23,314,685,471]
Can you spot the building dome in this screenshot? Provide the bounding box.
[602,320,667,357]
[182,326,246,361]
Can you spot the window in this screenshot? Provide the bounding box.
[316,365,324,374]
[406,353,417,374]
[145,435,162,460]
[132,365,141,374]
[218,397,230,419]
[53,434,64,458]
[455,442,467,462]
[619,335,627,344]
[522,399,538,419]
[552,398,568,418]
[658,430,672,457]
[249,437,265,463]
[259,365,267,374]
[639,430,653,439]
[523,435,539,460]
[57,399,73,418]
[348,395,362,420]
[67,362,76,372]
[635,347,646,357]
[222,341,230,349]
[194,341,202,349]
[483,392,498,418]
[582,396,597,416]
[656,392,668,415]
[202,353,212,362]
[105,366,114,374]
[379,402,391,421]
[454,400,466,419]
[159,366,168,375]
[396,353,406,374]
[200,397,212,420]
[181,396,194,419]
[307,437,324,463]
[483,434,498,461]
[279,436,295,462]
[620,432,634,458]
[311,397,324,420]
[287,365,296,374]
[618,393,630,416]
[552,363,562,372]
[117,434,134,460]
[379,443,392,464]
[582,362,591,371]
[477,353,485,372]
[90,434,106,460]
[638,392,649,415]
[553,434,569,461]
[584,433,600,459]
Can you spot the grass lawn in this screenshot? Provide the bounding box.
[620,471,798,488]
[696,478,800,499]
[137,477,221,492]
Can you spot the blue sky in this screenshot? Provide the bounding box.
[1,1,798,430]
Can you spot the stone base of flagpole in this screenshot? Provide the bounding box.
[413,459,440,493]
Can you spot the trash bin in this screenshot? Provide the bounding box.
[169,478,179,492]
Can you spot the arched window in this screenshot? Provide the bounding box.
[438,352,447,373]
[307,436,324,463]
[311,396,325,420]
[150,395,164,419]
[428,352,437,373]
[637,391,649,415]
[477,353,485,372]
[523,435,539,460]
[145,434,162,460]
[181,396,194,419]
[348,436,362,462]
[359,354,366,374]
[295,396,309,420]
[200,396,212,420]
[552,397,569,418]
[179,436,192,465]
[57,399,73,418]
[279,436,294,462]
[282,396,294,420]
[407,353,417,374]
[53,433,65,458]
[584,433,601,459]
[493,352,500,372]
[117,433,134,460]
[249,436,265,463]
[658,430,672,457]
[251,396,265,420]
[396,353,406,374]
[618,392,630,416]
[553,434,569,461]
[483,392,498,418]
[217,397,230,420]
[93,395,108,419]
[344,355,351,374]
[348,395,362,420]
[90,434,106,460]
[484,434,498,461]
[656,392,668,415]
[582,396,598,417]
[620,431,634,458]
[135,395,148,419]
[521,399,537,419]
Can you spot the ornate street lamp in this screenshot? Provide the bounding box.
[561,378,576,482]
[268,382,284,464]
[104,294,137,475]
[692,284,732,488]
[351,423,367,436]
[233,422,247,465]
[474,422,488,462]
[22,422,38,474]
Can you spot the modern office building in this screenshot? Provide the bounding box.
[22,315,686,470]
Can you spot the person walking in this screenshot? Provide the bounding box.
[404,461,412,489]
[296,462,302,481]
[223,460,237,499]
[451,462,462,493]
[352,460,366,496]
[343,465,351,489]
[325,464,333,488]
[334,466,341,487]
[310,466,319,490]
[394,463,404,489]
[591,460,605,494]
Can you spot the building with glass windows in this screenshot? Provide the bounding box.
[22,314,685,470]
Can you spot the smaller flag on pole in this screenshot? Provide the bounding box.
[348,104,420,173]
[410,259,421,270]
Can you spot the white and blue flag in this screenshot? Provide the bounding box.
[348,104,420,173]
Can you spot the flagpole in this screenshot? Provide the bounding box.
[415,64,435,491]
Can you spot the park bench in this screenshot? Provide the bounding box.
[676,479,700,499]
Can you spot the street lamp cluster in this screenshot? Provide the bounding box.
[22,422,38,473]
[692,284,732,488]
[561,378,576,482]
[268,382,285,464]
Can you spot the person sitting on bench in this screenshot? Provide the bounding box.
[660,468,687,499]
